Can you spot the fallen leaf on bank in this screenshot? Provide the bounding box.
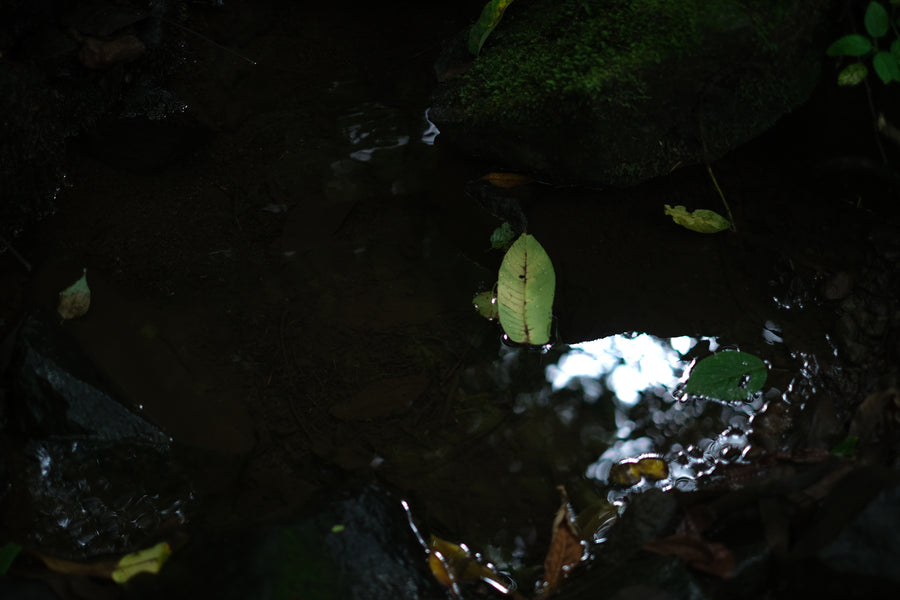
[32,541,171,584]
[78,34,146,69]
[57,268,91,320]
[112,542,171,583]
[664,204,731,233]
[537,486,588,598]
[481,172,534,189]
[644,505,734,578]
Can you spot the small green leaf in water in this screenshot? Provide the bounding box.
[684,351,767,402]
[873,50,900,83]
[826,34,873,57]
[664,204,731,233]
[490,222,516,249]
[838,62,869,86]
[57,268,91,320]
[473,288,499,320]
[0,542,22,574]
[468,0,515,55]
[865,1,890,38]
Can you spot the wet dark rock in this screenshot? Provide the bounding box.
[0,307,189,559]
[818,479,900,582]
[127,482,446,600]
[6,307,168,444]
[431,0,835,187]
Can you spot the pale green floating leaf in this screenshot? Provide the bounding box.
[664,204,731,233]
[468,0,515,56]
[497,233,555,345]
[57,268,91,320]
[490,221,516,249]
[472,288,499,320]
[111,542,171,583]
[838,62,869,86]
[684,351,767,402]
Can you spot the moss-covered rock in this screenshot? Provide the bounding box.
[431,0,835,186]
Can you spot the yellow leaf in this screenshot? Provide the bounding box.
[112,542,171,583]
[664,204,731,234]
[427,535,512,595]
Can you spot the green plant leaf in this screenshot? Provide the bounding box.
[865,1,890,38]
[664,204,731,233]
[684,351,767,402]
[0,542,22,574]
[826,34,873,57]
[468,0,515,56]
[838,62,869,86]
[497,233,555,345]
[490,222,516,249]
[873,50,900,83]
[891,38,900,61]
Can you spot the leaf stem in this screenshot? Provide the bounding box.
[705,164,736,232]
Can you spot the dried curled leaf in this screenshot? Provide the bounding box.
[664,204,731,234]
[57,268,91,320]
[537,486,587,598]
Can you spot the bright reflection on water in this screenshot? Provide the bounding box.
[544,333,767,498]
[547,334,698,405]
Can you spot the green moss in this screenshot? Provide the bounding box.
[457,0,708,122]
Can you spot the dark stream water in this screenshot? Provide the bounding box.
[2,1,900,599]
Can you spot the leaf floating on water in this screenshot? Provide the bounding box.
[537,486,587,599]
[57,268,91,320]
[112,542,172,583]
[609,455,669,487]
[497,233,555,345]
[481,172,534,189]
[427,535,512,596]
[684,351,767,402]
[468,0,516,55]
[472,288,499,320]
[664,204,731,233]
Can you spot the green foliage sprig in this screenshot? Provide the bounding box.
[828,1,900,85]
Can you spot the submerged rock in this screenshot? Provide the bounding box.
[431,0,834,186]
[0,308,188,559]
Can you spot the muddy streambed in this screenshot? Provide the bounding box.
[2,2,900,599]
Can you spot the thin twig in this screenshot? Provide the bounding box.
[706,164,736,232]
[0,234,32,271]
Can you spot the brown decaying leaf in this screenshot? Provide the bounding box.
[329,374,429,420]
[480,172,535,188]
[32,551,117,579]
[643,504,734,578]
[537,486,588,598]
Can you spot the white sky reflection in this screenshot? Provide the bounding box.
[546,334,697,405]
